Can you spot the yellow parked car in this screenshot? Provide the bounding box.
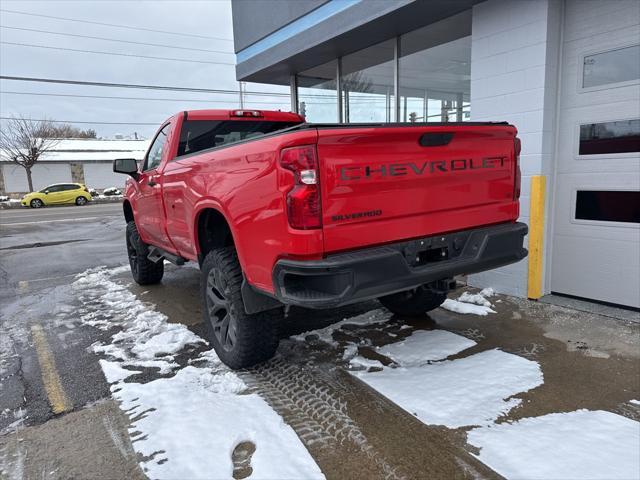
[21,183,92,208]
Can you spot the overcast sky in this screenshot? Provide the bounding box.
[0,0,291,138]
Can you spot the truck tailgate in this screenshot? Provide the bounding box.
[317,124,520,253]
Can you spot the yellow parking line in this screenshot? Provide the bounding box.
[31,325,72,415]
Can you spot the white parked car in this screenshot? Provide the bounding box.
[102,187,122,196]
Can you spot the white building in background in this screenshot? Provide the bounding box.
[0,138,150,194]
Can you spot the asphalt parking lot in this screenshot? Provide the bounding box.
[1,203,639,479]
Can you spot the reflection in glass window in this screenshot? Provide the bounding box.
[400,16,471,123]
[145,124,170,171]
[177,120,298,156]
[341,39,396,123]
[297,60,338,123]
[579,119,640,155]
[583,44,640,88]
[576,191,640,224]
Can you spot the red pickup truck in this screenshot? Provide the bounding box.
[113,109,527,369]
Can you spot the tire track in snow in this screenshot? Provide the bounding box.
[242,358,406,480]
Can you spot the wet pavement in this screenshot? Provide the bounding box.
[1,204,639,479]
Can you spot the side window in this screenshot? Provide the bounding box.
[46,185,62,193]
[144,124,171,171]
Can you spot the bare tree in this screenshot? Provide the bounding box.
[45,124,97,139]
[0,116,60,192]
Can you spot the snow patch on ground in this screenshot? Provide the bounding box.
[375,329,476,366]
[457,292,493,308]
[441,299,496,316]
[74,267,205,372]
[87,266,324,479]
[99,360,140,383]
[440,287,497,315]
[478,287,495,297]
[349,356,384,369]
[342,343,358,360]
[106,364,323,479]
[351,329,542,428]
[291,308,392,347]
[354,348,542,428]
[468,410,640,480]
[630,399,640,405]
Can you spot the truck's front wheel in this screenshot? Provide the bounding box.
[378,285,446,316]
[126,221,164,285]
[201,247,280,369]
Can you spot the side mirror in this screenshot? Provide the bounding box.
[113,158,139,179]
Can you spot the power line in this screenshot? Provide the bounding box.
[0,75,292,97]
[0,75,384,100]
[0,75,381,101]
[0,9,233,42]
[0,77,426,103]
[0,41,236,65]
[0,116,160,125]
[0,25,234,55]
[0,90,292,105]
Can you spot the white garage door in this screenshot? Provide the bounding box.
[83,162,127,190]
[551,0,640,308]
[2,163,72,193]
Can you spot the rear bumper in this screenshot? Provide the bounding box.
[272,222,528,308]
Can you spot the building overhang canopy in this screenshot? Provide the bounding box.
[235,0,481,85]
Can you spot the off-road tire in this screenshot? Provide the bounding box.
[75,196,87,206]
[126,221,164,285]
[378,285,446,316]
[30,199,43,208]
[201,247,281,369]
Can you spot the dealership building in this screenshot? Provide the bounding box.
[231,0,640,308]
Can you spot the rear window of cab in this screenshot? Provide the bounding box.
[177,120,298,157]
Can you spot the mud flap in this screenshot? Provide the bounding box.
[241,278,282,314]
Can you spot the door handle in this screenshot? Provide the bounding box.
[147,180,158,187]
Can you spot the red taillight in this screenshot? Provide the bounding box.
[514,137,521,200]
[231,110,263,117]
[279,145,321,229]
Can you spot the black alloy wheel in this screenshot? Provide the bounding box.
[200,247,280,369]
[205,267,238,351]
[126,229,139,277]
[125,221,164,285]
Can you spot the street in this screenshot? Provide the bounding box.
[1,204,639,479]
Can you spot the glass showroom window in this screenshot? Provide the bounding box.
[297,60,338,123]
[341,39,396,123]
[399,21,471,123]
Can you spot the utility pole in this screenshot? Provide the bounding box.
[238,81,244,108]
